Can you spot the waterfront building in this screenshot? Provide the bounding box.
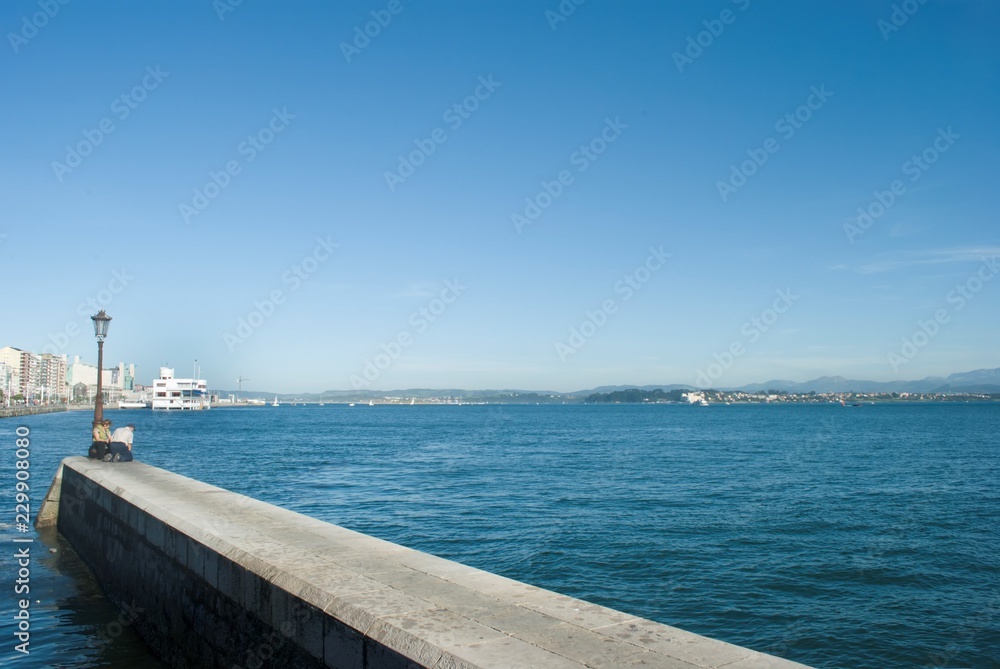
[681,391,707,404]
[67,355,103,387]
[0,362,12,405]
[0,346,33,397]
[66,356,137,400]
[119,362,136,391]
[37,353,68,402]
[23,353,40,400]
[0,347,25,399]
[151,367,210,410]
[0,346,61,401]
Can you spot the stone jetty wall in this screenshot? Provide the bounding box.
[41,457,812,668]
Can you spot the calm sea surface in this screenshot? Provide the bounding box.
[1,403,998,668]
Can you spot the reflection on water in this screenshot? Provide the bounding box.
[0,525,164,668]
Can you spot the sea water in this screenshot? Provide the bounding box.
[1,403,997,668]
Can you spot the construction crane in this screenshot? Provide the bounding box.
[237,376,250,395]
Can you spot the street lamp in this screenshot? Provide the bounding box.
[91,310,112,427]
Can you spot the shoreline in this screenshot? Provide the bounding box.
[0,405,67,419]
[110,398,1000,411]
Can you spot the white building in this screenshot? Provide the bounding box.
[0,346,33,398]
[0,362,13,406]
[151,367,209,410]
[0,347,24,400]
[0,347,68,402]
[66,356,137,401]
[37,353,68,402]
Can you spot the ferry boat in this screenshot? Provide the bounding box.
[117,399,149,409]
[151,367,210,411]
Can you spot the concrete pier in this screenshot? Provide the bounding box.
[41,457,813,668]
[0,405,67,418]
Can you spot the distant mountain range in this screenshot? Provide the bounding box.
[729,367,1000,394]
[580,368,1000,395]
[218,368,1000,400]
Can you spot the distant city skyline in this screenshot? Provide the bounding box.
[2,2,997,393]
[5,338,995,397]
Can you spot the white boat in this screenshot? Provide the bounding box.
[349,403,355,407]
[117,400,148,409]
[410,398,415,406]
[697,400,709,406]
[368,400,374,406]
[272,396,280,407]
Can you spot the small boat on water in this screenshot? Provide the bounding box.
[272,396,280,407]
[117,400,149,409]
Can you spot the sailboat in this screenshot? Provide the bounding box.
[272,396,279,407]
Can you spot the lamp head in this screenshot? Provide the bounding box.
[92,311,112,341]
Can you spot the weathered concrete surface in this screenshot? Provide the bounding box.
[0,405,66,418]
[49,456,814,668]
[34,460,63,528]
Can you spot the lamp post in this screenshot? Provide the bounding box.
[91,311,112,428]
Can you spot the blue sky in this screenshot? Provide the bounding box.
[1,1,997,393]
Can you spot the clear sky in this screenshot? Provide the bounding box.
[1,1,997,393]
